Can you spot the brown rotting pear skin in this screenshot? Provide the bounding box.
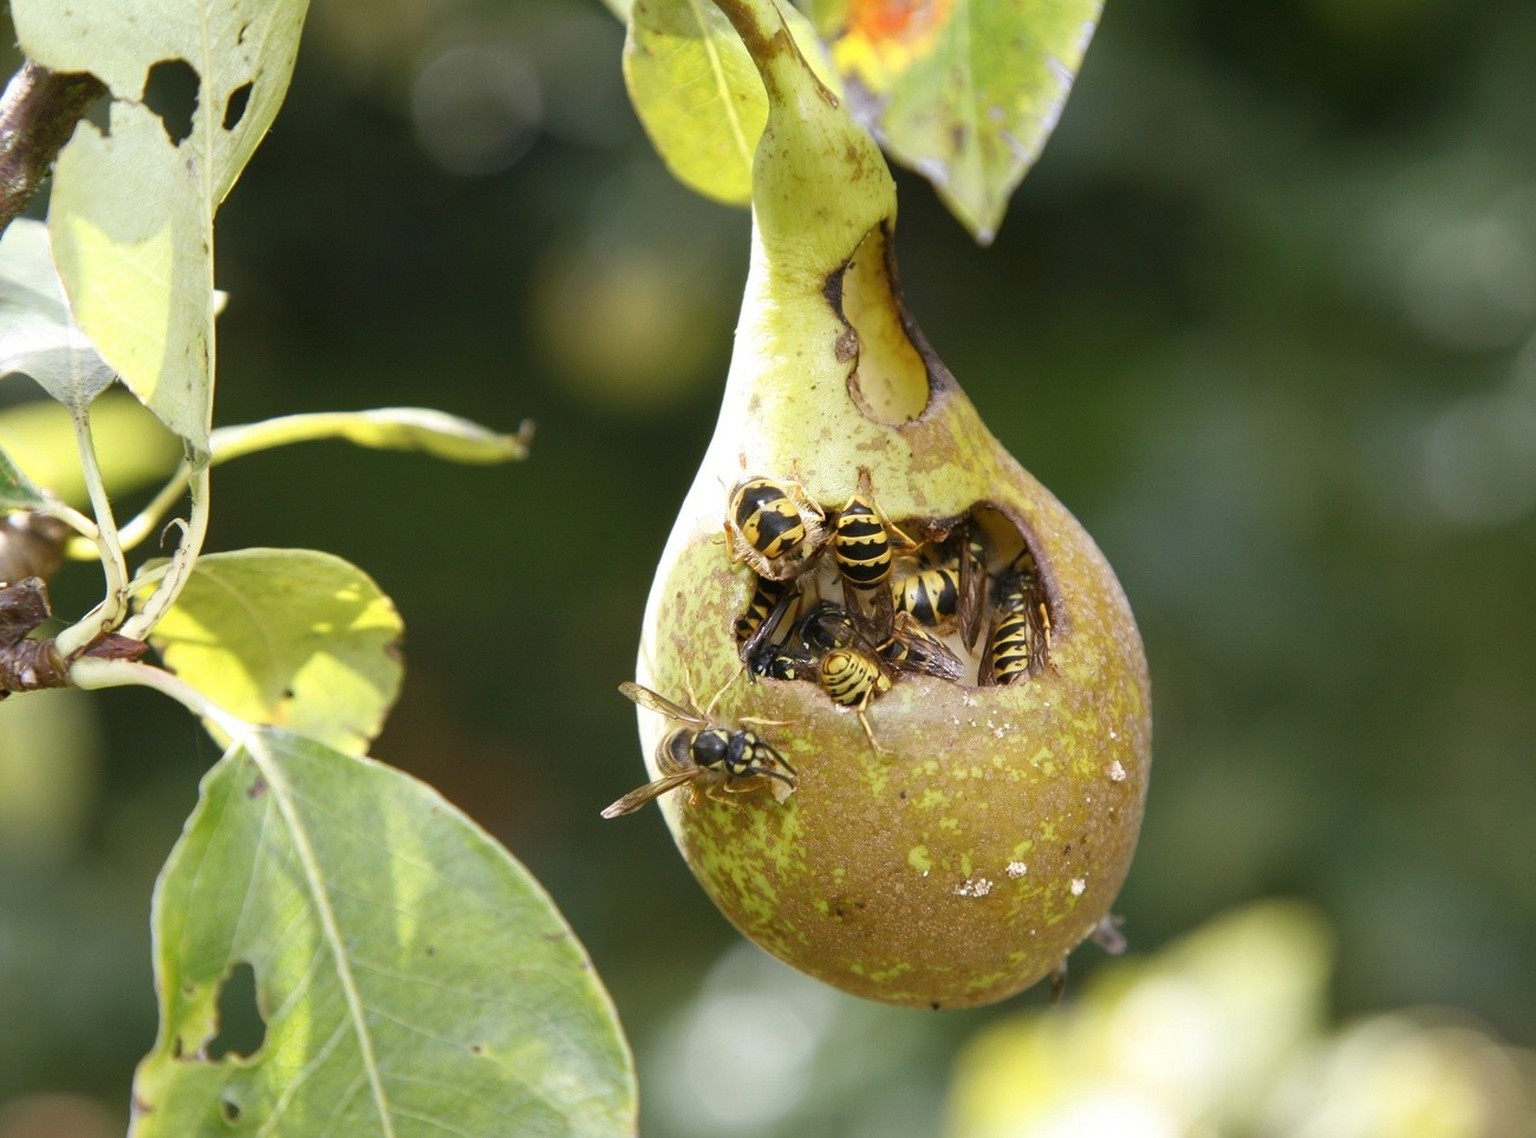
[624,0,1150,1009]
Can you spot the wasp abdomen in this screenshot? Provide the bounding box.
[735,573,791,643]
[726,475,827,580]
[736,482,806,558]
[985,605,1035,685]
[819,647,889,707]
[834,497,897,588]
[892,566,960,627]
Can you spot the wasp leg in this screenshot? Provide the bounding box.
[855,705,887,755]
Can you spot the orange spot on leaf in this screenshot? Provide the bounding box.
[835,0,954,91]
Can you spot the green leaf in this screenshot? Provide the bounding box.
[209,408,534,467]
[0,446,47,512]
[142,549,404,756]
[131,730,636,1137]
[10,0,310,451]
[0,391,181,508]
[625,0,840,206]
[0,218,117,410]
[805,0,1103,243]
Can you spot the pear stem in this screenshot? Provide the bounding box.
[711,0,895,271]
[700,0,934,482]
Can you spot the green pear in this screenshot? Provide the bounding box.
[624,0,1150,1009]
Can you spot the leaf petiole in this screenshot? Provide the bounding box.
[95,407,531,557]
[69,654,250,744]
[53,405,131,657]
[120,462,210,642]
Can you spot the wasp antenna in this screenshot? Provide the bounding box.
[680,665,706,716]
[739,715,795,728]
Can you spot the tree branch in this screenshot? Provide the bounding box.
[0,60,107,236]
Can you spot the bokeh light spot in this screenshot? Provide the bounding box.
[411,44,541,176]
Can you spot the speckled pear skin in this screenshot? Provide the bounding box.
[635,333,1149,1008]
[627,0,1150,1009]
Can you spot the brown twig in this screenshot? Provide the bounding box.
[0,575,148,697]
[0,60,107,237]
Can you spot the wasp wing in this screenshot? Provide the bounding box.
[599,769,699,818]
[957,530,986,651]
[887,613,965,681]
[618,681,705,727]
[740,581,799,669]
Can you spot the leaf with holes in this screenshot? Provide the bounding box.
[130,730,637,1137]
[10,0,309,451]
[624,0,839,205]
[0,218,116,411]
[141,549,404,756]
[803,0,1103,243]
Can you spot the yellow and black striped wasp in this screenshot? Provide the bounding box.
[890,524,987,651]
[725,472,828,581]
[817,644,892,751]
[741,599,892,748]
[602,681,798,817]
[734,572,794,648]
[981,548,1054,685]
[831,467,918,640]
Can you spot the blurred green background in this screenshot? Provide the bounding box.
[2,0,1535,1133]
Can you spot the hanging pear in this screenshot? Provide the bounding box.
[618,0,1150,1009]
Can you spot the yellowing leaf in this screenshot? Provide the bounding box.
[625,0,841,206]
[142,549,404,756]
[830,0,954,91]
[11,0,310,450]
[808,0,1103,242]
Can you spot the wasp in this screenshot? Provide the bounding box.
[981,547,1054,684]
[981,597,1036,686]
[725,473,828,581]
[747,599,846,682]
[818,646,892,751]
[783,599,961,685]
[1001,548,1053,667]
[890,527,986,650]
[794,600,859,652]
[996,548,1043,600]
[736,573,805,678]
[832,468,915,590]
[832,468,916,639]
[734,572,792,646]
[749,642,819,682]
[602,681,798,818]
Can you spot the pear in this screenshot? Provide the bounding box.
[624,0,1150,1009]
